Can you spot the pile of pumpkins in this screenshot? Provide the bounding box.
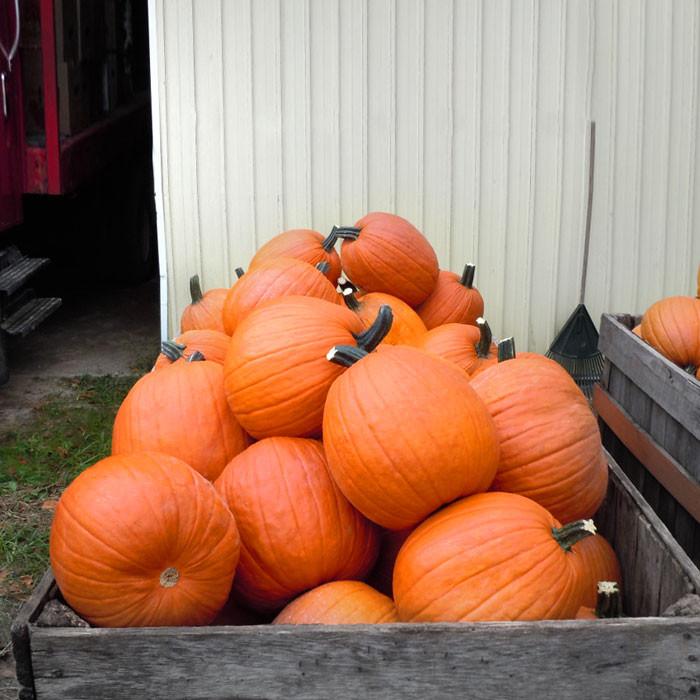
[632,268,700,379]
[49,212,621,628]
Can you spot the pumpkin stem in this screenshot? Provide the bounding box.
[321,228,340,251]
[316,261,331,275]
[327,345,368,367]
[552,519,596,551]
[332,225,361,241]
[595,581,623,618]
[235,267,245,278]
[342,289,361,311]
[189,275,203,303]
[161,341,186,363]
[354,305,394,352]
[460,263,476,288]
[497,337,516,362]
[336,275,359,295]
[475,318,493,358]
[186,350,206,363]
[160,567,180,588]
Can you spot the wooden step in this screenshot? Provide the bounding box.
[1,297,62,336]
[0,256,51,295]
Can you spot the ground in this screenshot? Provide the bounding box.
[0,279,159,699]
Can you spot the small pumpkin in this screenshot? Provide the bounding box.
[333,212,439,306]
[393,492,595,622]
[113,353,249,481]
[215,437,378,612]
[323,342,500,530]
[248,228,342,283]
[50,452,240,627]
[416,263,484,329]
[273,581,398,624]
[180,275,228,334]
[222,257,340,335]
[640,296,700,370]
[418,317,496,374]
[570,533,622,608]
[152,330,231,370]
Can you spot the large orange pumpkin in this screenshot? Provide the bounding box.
[640,296,700,369]
[393,491,594,622]
[113,355,249,481]
[248,228,342,284]
[222,257,339,335]
[470,348,608,524]
[215,437,378,612]
[273,581,398,624]
[418,317,496,374]
[334,212,439,306]
[50,452,240,627]
[342,289,426,346]
[152,330,231,370]
[180,275,228,334]
[224,297,391,439]
[416,264,484,329]
[570,534,622,608]
[323,343,500,530]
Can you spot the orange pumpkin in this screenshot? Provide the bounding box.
[470,345,608,524]
[152,330,231,370]
[222,257,339,335]
[342,289,426,346]
[248,228,342,284]
[113,355,249,481]
[180,275,228,334]
[418,317,496,374]
[570,534,622,608]
[273,581,398,624]
[323,343,500,530]
[416,264,484,329]
[215,437,378,612]
[334,212,439,306]
[393,492,594,622]
[224,296,389,439]
[50,452,240,627]
[641,296,700,369]
[631,324,642,337]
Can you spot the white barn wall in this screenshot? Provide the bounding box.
[151,0,700,351]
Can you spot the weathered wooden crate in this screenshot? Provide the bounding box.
[12,455,700,700]
[596,313,700,566]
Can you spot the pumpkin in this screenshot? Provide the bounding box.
[180,275,228,334]
[393,491,594,622]
[416,263,484,329]
[366,528,413,597]
[333,212,439,306]
[152,330,231,369]
[342,289,426,346]
[323,343,500,530]
[248,228,342,284]
[224,297,391,439]
[50,452,240,627]
[418,317,496,374]
[215,437,378,612]
[470,340,608,524]
[631,324,642,337]
[113,354,249,481]
[640,296,700,370]
[222,257,339,335]
[273,581,398,624]
[570,533,622,608]
[575,581,622,620]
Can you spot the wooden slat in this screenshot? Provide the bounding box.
[598,314,700,444]
[594,385,700,522]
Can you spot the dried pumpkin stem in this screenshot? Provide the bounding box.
[342,289,361,311]
[327,345,369,367]
[497,337,516,362]
[552,519,596,551]
[354,305,394,352]
[316,261,331,275]
[160,341,186,362]
[476,318,492,358]
[460,263,476,288]
[332,225,362,241]
[235,267,245,278]
[321,228,340,251]
[595,581,623,618]
[189,275,203,303]
[186,350,206,363]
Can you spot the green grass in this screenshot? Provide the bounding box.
[0,375,138,599]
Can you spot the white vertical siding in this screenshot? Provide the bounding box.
[151,0,700,351]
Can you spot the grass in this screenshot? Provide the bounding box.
[0,375,139,602]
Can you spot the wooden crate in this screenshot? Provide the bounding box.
[12,456,700,700]
[596,313,700,566]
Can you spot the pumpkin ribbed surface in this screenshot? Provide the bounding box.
[570,534,622,608]
[153,329,231,369]
[323,345,500,530]
[393,492,585,622]
[215,438,378,612]
[416,267,484,329]
[224,296,364,439]
[470,355,608,523]
[112,359,249,482]
[273,581,398,624]
[50,452,240,627]
[640,296,700,368]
